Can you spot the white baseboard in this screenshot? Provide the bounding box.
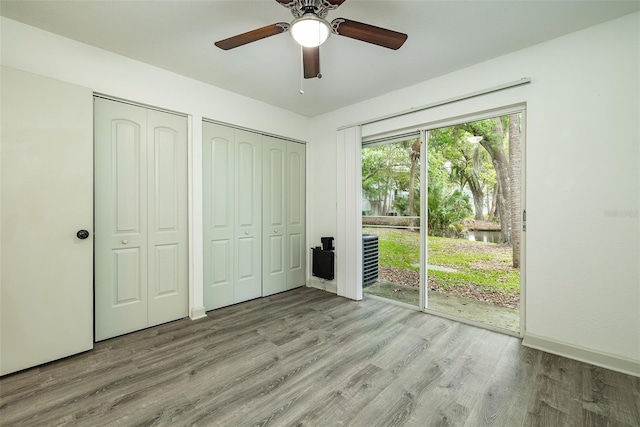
[522,333,640,377]
[190,306,207,320]
[307,278,337,294]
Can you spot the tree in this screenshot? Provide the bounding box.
[427,182,472,236]
[429,126,496,221]
[463,118,512,244]
[460,143,489,220]
[508,113,522,268]
[362,143,412,215]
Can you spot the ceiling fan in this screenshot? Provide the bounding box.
[214,0,408,79]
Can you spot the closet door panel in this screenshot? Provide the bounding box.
[147,109,188,326]
[114,121,143,233]
[114,248,143,303]
[154,244,180,294]
[262,136,287,296]
[234,130,262,303]
[287,142,306,289]
[95,99,148,341]
[203,122,235,310]
[212,240,232,279]
[289,233,303,271]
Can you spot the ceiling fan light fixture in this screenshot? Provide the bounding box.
[290,14,330,47]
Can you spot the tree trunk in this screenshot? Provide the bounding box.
[408,162,416,216]
[407,139,420,216]
[472,191,484,220]
[508,114,522,268]
[494,160,511,244]
[468,177,484,220]
[488,184,498,221]
[382,192,388,216]
[471,144,484,220]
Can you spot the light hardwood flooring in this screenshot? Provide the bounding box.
[1,287,639,426]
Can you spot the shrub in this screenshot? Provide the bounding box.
[427,183,472,236]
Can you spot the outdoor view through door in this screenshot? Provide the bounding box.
[362,113,523,334]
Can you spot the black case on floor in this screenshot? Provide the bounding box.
[312,248,334,280]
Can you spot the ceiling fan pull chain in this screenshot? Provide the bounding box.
[299,45,305,94]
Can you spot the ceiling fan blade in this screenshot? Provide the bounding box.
[303,47,320,79]
[331,18,407,50]
[215,23,289,50]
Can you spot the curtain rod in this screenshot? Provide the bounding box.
[338,77,531,130]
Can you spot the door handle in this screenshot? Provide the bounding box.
[76,229,90,240]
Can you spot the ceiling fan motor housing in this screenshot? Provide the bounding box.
[281,0,342,19]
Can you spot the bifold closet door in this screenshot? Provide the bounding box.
[94,98,188,341]
[262,136,287,296]
[262,137,306,295]
[287,141,306,289]
[233,130,263,303]
[146,109,189,326]
[203,122,262,310]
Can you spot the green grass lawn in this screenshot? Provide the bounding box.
[365,227,520,295]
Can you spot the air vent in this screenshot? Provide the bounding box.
[362,234,379,286]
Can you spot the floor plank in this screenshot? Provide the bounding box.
[1,287,638,427]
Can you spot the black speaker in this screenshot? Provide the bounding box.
[312,248,334,280]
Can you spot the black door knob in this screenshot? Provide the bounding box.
[77,229,90,240]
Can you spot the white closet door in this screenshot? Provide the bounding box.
[1,67,93,375]
[146,109,188,327]
[95,98,188,340]
[203,123,304,310]
[287,142,306,289]
[203,123,235,309]
[234,130,263,302]
[262,136,287,296]
[95,99,149,341]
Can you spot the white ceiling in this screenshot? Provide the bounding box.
[1,0,638,117]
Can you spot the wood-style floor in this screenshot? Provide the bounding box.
[1,287,638,427]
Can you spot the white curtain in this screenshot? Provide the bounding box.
[336,126,363,300]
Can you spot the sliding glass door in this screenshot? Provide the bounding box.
[361,134,422,308]
[361,110,525,336]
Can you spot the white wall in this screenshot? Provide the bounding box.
[307,12,639,373]
[0,17,311,318]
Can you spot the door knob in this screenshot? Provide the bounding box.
[122,239,128,244]
[76,229,89,240]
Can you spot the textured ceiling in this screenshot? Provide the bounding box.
[1,0,638,117]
